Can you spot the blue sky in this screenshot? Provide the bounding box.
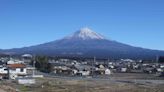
[0,0,164,50]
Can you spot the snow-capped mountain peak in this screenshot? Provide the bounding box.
[65,27,105,40]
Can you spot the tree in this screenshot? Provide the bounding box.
[34,56,53,73]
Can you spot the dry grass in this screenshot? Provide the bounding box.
[22,77,164,92]
[1,73,164,92]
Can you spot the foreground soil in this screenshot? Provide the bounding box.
[0,73,164,92]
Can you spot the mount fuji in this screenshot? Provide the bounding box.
[1,28,164,59]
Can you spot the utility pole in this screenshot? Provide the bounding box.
[156,55,159,64]
[92,56,96,77]
[33,55,36,77]
[94,56,96,63]
[108,58,110,62]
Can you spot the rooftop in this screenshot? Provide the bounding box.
[7,64,26,68]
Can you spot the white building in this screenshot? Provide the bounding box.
[22,54,33,64]
[105,69,112,75]
[17,78,36,85]
[7,64,27,80]
[0,67,8,79]
[0,67,8,74]
[77,70,90,76]
[7,59,24,64]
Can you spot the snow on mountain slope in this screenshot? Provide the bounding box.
[64,27,105,40]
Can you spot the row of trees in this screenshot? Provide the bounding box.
[31,56,53,73]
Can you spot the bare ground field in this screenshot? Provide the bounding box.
[0,73,164,92]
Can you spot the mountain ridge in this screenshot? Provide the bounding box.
[1,28,164,59]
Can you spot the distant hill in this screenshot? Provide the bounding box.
[1,28,164,59]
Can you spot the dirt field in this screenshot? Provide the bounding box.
[0,89,6,92]
[0,73,164,92]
